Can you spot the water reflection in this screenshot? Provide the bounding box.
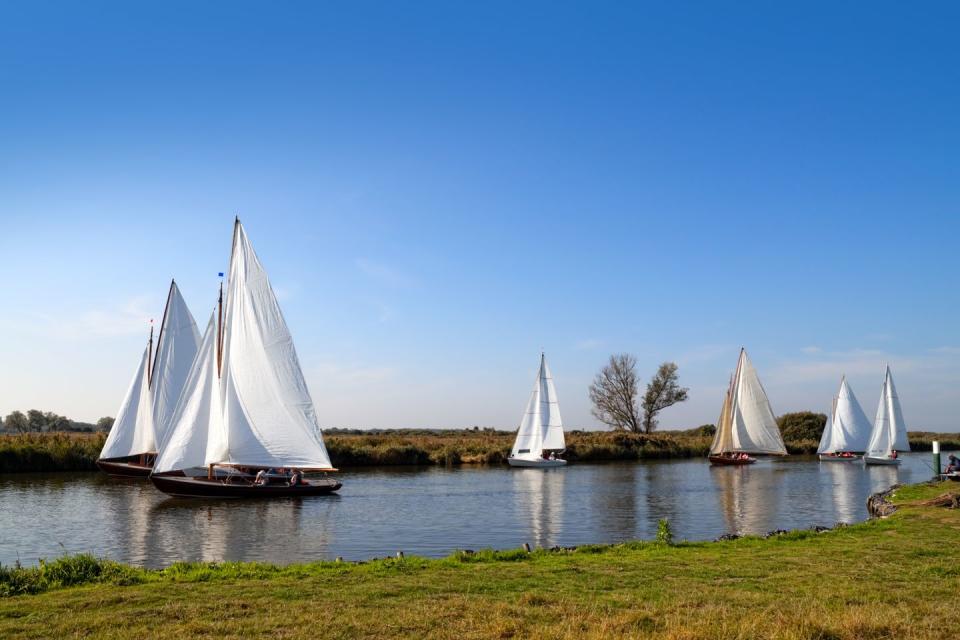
[145,496,335,564]
[0,453,933,567]
[513,469,564,548]
[822,462,860,524]
[713,466,768,535]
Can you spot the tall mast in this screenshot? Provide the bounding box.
[218,217,240,378]
[146,321,154,387]
[217,281,224,377]
[150,280,176,388]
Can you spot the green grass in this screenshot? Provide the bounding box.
[2,481,959,639]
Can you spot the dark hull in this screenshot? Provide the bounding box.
[97,459,153,478]
[708,455,756,466]
[151,474,342,498]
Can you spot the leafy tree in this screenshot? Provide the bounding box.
[589,354,642,432]
[4,411,29,433]
[96,417,115,432]
[685,424,716,437]
[777,411,827,442]
[27,409,47,432]
[44,411,70,432]
[641,362,689,433]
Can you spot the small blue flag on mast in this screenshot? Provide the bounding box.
[218,272,224,277]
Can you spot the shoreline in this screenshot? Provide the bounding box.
[3,430,958,474]
[2,480,958,638]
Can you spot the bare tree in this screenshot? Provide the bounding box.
[589,354,642,432]
[641,362,689,433]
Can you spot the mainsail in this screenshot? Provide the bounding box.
[155,219,334,473]
[99,341,155,460]
[817,377,872,454]
[510,353,565,460]
[150,281,201,448]
[100,281,200,462]
[866,366,910,458]
[709,349,787,456]
[153,311,221,473]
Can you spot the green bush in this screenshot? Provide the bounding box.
[777,412,827,443]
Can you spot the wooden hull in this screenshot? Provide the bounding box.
[864,456,901,466]
[97,459,153,478]
[818,454,861,462]
[151,473,342,498]
[507,457,567,468]
[708,455,756,466]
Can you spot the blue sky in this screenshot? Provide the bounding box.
[1,2,958,430]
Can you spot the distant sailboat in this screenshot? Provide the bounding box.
[507,353,567,468]
[863,366,910,466]
[97,281,200,477]
[152,219,341,497]
[818,376,872,461]
[708,348,787,465]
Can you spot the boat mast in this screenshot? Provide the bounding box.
[216,281,224,378]
[146,321,154,388]
[150,280,176,389]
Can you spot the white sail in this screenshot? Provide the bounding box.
[709,374,735,455]
[866,366,910,458]
[99,342,155,460]
[816,410,833,455]
[818,377,872,454]
[511,353,565,459]
[153,311,222,474]
[539,356,565,451]
[150,281,201,449]
[710,349,786,456]
[208,220,334,470]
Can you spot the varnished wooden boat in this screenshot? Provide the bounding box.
[708,454,756,466]
[151,472,342,498]
[97,457,154,477]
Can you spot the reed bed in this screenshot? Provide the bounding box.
[1,429,956,473]
[0,432,106,473]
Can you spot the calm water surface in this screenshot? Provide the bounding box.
[0,453,940,567]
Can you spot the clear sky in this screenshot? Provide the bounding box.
[1,2,958,431]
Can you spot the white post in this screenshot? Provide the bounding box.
[933,440,941,477]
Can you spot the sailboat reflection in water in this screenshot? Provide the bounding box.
[151,219,340,498]
[513,468,565,548]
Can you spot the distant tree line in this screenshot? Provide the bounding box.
[1,410,114,434]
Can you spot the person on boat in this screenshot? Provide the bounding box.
[890,450,898,459]
[289,469,303,486]
[254,469,268,485]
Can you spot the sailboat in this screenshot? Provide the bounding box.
[708,348,787,465]
[863,366,910,466]
[817,376,872,461]
[507,353,567,468]
[151,219,341,497]
[97,281,200,477]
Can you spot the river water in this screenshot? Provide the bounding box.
[0,453,941,568]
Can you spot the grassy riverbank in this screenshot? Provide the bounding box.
[3,429,960,473]
[2,481,959,638]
